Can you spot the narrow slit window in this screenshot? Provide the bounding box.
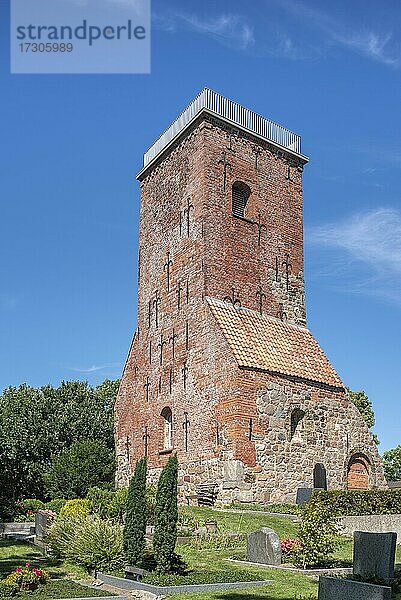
[161,406,173,449]
[232,181,251,218]
[290,408,305,440]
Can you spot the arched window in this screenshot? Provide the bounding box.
[161,407,173,450]
[290,408,305,440]
[232,181,251,218]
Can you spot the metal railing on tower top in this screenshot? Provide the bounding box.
[142,88,305,169]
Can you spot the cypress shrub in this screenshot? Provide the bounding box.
[123,457,147,566]
[153,455,178,573]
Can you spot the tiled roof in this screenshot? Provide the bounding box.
[207,297,344,389]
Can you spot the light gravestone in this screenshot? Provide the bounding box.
[247,528,281,565]
[318,576,391,600]
[353,531,397,583]
[35,510,53,541]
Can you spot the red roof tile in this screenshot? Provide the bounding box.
[207,297,344,389]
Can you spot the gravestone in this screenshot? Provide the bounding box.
[313,463,327,490]
[247,527,281,565]
[353,531,397,583]
[124,565,151,581]
[318,576,391,600]
[296,487,325,506]
[296,487,313,506]
[35,510,54,541]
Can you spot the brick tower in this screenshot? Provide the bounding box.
[115,89,385,503]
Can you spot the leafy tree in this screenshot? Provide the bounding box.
[0,385,56,515]
[348,388,379,444]
[47,379,117,451]
[348,388,375,428]
[45,440,115,499]
[153,455,178,573]
[123,458,147,566]
[0,379,119,510]
[383,445,401,482]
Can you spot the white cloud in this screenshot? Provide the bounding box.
[269,0,401,68]
[334,31,400,67]
[153,11,254,51]
[68,362,120,373]
[307,208,401,304]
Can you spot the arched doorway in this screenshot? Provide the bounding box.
[313,463,327,490]
[347,453,370,490]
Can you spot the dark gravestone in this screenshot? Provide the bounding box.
[353,531,397,583]
[318,576,391,600]
[296,487,313,506]
[313,463,327,490]
[124,566,150,581]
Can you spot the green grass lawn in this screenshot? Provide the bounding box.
[3,508,401,600]
[180,507,298,540]
[0,539,114,598]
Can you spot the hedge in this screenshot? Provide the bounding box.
[310,489,401,516]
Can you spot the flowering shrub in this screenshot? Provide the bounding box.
[280,538,300,556]
[291,502,339,568]
[14,499,45,522]
[3,563,49,593]
[37,508,57,520]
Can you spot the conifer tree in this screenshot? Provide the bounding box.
[153,454,178,573]
[123,457,147,566]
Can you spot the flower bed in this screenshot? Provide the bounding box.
[0,562,49,596]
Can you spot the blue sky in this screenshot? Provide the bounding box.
[1,0,400,451]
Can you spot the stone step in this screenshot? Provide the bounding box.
[5,532,35,542]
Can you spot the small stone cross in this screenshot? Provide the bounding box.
[163,252,173,292]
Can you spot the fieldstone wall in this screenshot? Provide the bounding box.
[338,515,401,540]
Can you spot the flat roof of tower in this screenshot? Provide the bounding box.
[137,88,308,177]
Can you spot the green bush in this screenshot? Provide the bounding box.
[145,485,156,525]
[0,579,18,598]
[291,501,338,568]
[67,517,124,572]
[87,487,114,520]
[153,455,178,573]
[45,440,115,499]
[48,514,124,572]
[123,457,147,566]
[48,514,80,558]
[310,489,401,516]
[86,487,127,524]
[59,498,89,519]
[44,498,67,514]
[108,489,127,524]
